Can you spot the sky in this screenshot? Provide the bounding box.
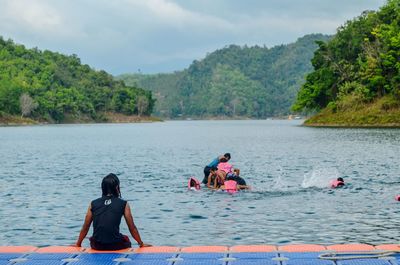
[0,0,386,75]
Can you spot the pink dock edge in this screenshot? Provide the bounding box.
[0,244,398,253]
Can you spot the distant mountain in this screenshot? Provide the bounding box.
[0,37,155,123]
[118,34,330,118]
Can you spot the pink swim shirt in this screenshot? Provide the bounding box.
[218,162,233,173]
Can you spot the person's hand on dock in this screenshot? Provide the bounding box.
[139,243,152,248]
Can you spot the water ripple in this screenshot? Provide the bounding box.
[0,120,399,246]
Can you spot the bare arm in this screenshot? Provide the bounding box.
[214,171,225,189]
[75,204,93,247]
[207,174,213,189]
[124,202,151,247]
[213,176,219,189]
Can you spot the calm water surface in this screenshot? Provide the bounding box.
[0,120,399,247]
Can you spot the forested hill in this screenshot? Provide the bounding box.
[118,34,330,118]
[0,37,155,124]
[293,0,400,126]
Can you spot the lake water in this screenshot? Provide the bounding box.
[0,120,399,247]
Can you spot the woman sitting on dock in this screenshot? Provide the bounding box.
[74,173,151,250]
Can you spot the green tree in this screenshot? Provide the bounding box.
[0,36,155,122]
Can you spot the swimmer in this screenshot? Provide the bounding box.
[220,168,251,192]
[330,177,345,188]
[202,153,231,184]
[220,179,239,194]
[215,159,233,188]
[206,166,219,189]
[228,168,250,190]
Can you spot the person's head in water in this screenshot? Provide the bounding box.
[102,173,121,197]
[224,153,231,161]
[233,168,240,176]
[335,177,345,187]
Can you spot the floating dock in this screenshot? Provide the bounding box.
[0,244,399,264]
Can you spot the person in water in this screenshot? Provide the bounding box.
[202,153,231,184]
[206,166,219,189]
[220,179,239,194]
[215,158,233,188]
[228,168,250,190]
[330,177,345,188]
[74,173,151,250]
[221,168,250,191]
[228,168,248,189]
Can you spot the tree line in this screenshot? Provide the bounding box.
[0,37,155,123]
[118,34,330,119]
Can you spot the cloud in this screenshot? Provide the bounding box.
[3,0,61,31]
[0,0,83,39]
[0,0,387,74]
[121,0,233,31]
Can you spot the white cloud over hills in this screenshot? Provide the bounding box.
[0,0,385,74]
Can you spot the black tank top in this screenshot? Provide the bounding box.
[91,196,127,244]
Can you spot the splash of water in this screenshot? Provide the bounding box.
[301,167,340,188]
[244,166,302,194]
[271,171,290,191]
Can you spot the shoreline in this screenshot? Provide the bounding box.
[303,123,400,128]
[0,113,163,127]
[2,113,400,128]
[299,97,400,128]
